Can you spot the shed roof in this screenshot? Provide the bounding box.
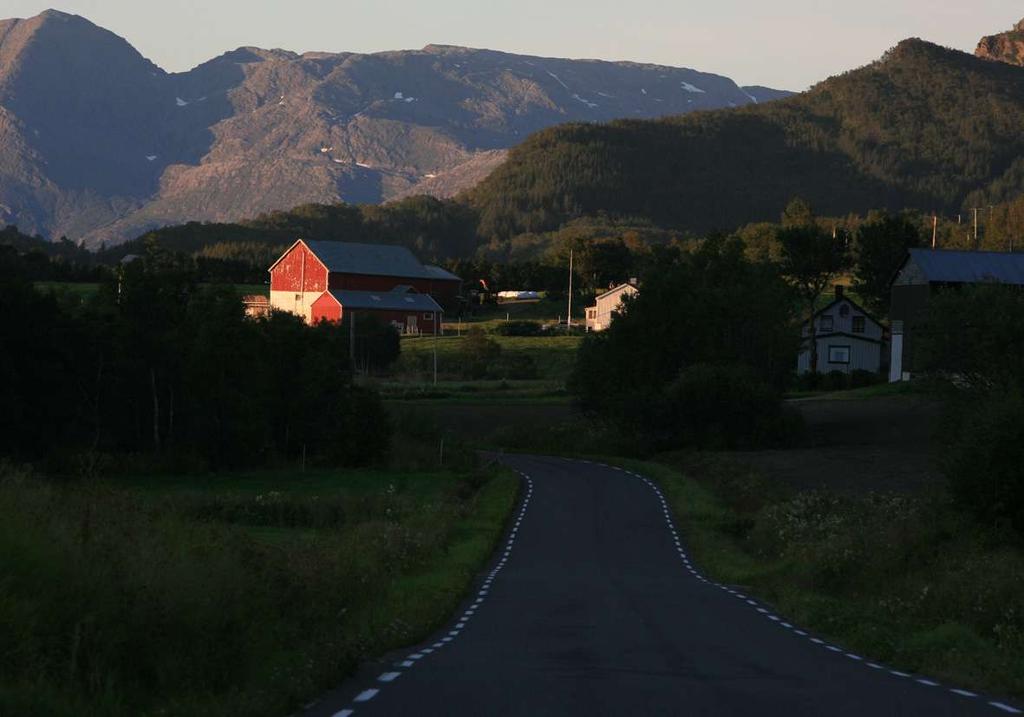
[595,283,639,301]
[303,240,436,279]
[323,289,443,313]
[904,248,1024,285]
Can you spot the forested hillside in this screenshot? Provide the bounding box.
[466,39,1024,246]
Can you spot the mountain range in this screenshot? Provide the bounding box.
[467,27,1024,244]
[0,9,790,246]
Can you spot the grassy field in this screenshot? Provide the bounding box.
[398,333,583,384]
[613,456,1024,702]
[0,463,518,716]
[450,297,584,332]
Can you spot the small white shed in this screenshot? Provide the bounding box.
[585,283,638,332]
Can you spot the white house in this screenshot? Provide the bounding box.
[797,287,885,375]
[585,283,638,332]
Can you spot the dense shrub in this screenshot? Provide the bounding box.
[943,387,1024,535]
[491,320,544,337]
[916,285,1024,536]
[458,329,502,379]
[648,364,801,450]
[793,368,882,392]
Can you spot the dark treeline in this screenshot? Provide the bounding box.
[99,195,479,274]
[0,226,105,282]
[0,244,389,473]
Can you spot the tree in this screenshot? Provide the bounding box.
[853,212,923,315]
[570,237,798,449]
[781,197,816,229]
[777,201,851,374]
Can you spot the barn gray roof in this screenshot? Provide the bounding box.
[423,264,462,281]
[304,240,436,279]
[324,289,443,312]
[907,248,1024,285]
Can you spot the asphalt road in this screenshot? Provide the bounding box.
[306,455,1020,717]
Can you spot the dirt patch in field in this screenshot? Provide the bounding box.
[719,396,943,493]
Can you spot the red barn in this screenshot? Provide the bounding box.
[268,239,461,326]
[310,287,444,334]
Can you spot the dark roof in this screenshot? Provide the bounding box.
[323,289,443,312]
[804,295,883,329]
[904,248,1024,285]
[423,264,462,282]
[304,240,436,279]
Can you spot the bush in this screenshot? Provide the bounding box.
[850,369,882,388]
[943,386,1024,536]
[491,320,543,337]
[647,363,802,450]
[458,329,502,379]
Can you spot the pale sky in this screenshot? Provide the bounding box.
[7,1,1023,90]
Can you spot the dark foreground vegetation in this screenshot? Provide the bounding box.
[0,463,517,715]
[0,243,388,472]
[0,240,525,715]
[638,454,1024,699]
[570,237,802,452]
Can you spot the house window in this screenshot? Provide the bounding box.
[423,312,433,320]
[828,345,851,364]
[839,304,850,317]
[852,316,866,334]
[819,315,834,332]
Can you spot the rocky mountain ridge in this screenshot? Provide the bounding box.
[976,18,1024,65]
[0,10,791,246]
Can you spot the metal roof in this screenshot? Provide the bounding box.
[423,264,462,282]
[907,248,1024,285]
[324,289,443,313]
[304,240,435,279]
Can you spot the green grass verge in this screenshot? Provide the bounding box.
[607,457,1024,701]
[0,465,519,715]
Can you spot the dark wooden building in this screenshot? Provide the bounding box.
[889,249,1024,381]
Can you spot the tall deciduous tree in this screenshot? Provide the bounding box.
[777,200,851,374]
[853,212,924,315]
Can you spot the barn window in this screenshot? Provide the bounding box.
[839,304,850,317]
[819,315,834,332]
[852,316,866,333]
[828,345,851,364]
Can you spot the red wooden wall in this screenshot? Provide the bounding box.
[270,243,329,293]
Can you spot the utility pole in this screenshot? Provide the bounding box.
[566,250,574,330]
